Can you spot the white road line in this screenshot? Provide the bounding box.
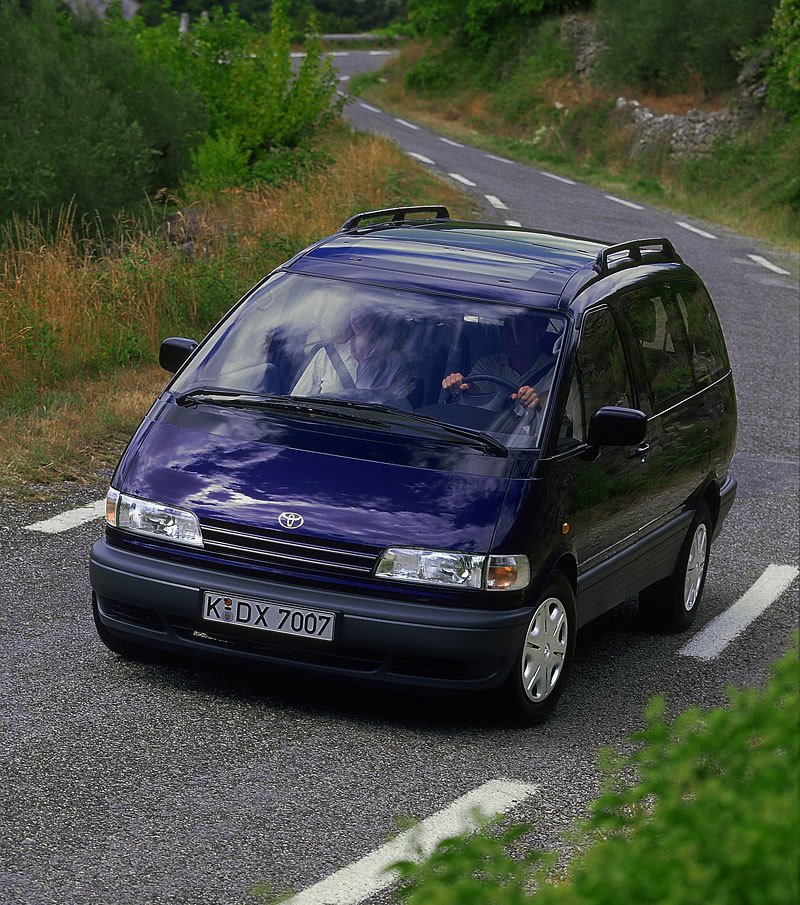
[395,118,420,130]
[407,152,435,165]
[285,779,537,905]
[359,102,381,113]
[439,137,464,147]
[486,154,512,163]
[540,171,576,185]
[338,75,350,81]
[676,221,717,239]
[605,194,644,210]
[24,499,106,534]
[505,220,522,227]
[449,173,477,186]
[369,50,392,56]
[747,254,791,276]
[330,52,350,57]
[679,564,799,661]
[290,52,306,59]
[485,195,509,210]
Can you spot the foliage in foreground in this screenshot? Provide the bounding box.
[393,642,800,904]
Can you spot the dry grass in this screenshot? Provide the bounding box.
[0,363,167,501]
[0,125,475,500]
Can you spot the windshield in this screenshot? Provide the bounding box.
[171,273,567,449]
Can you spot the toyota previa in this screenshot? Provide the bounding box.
[90,206,737,722]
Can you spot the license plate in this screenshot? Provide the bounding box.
[202,591,335,642]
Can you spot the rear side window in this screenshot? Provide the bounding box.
[576,307,633,436]
[673,282,730,388]
[621,286,695,410]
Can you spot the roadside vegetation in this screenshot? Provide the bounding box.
[391,641,800,904]
[352,0,800,247]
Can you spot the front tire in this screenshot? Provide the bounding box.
[501,572,576,724]
[639,502,712,633]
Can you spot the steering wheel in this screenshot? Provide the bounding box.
[461,373,519,393]
[452,373,522,419]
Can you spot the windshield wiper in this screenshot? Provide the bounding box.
[291,397,509,456]
[175,390,381,426]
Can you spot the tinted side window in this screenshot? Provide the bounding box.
[673,282,730,388]
[621,286,695,410]
[577,307,633,439]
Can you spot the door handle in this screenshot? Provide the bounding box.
[630,442,650,460]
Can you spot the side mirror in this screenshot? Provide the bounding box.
[159,337,198,373]
[586,406,647,447]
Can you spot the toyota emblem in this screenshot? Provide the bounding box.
[278,511,304,530]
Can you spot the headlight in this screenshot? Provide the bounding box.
[375,548,530,592]
[105,487,203,547]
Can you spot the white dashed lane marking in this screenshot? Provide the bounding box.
[747,254,791,276]
[358,102,381,113]
[505,220,522,227]
[486,154,513,163]
[24,499,106,534]
[679,564,799,661]
[439,137,464,147]
[395,118,420,130]
[485,195,509,210]
[338,75,350,82]
[407,152,435,165]
[284,780,538,905]
[605,194,644,210]
[676,221,717,239]
[449,173,477,187]
[539,171,576,185]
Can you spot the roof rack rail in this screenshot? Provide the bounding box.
[340,205,450,232]
[594,237,682,276]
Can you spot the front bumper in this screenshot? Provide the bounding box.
[89,538,532,691]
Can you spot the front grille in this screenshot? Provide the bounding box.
[199,519,380,577]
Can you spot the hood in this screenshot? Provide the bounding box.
[116,401,513,553]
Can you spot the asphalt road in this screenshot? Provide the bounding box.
[1,51,798,905]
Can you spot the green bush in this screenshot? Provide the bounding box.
[765,0,800,116]
[0,0,206,225]
[127,0,341,191]
[393,641,800,905]
[405,54,457,94]
[594,0,778,96]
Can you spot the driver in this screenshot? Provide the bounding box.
[442,314,554,410]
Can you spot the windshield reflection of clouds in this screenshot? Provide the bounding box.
[127,422,505,549]
[170,273,566,449]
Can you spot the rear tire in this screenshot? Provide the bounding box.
[500,572,576,724]
[639,502,712,633]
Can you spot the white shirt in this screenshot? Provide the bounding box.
[291,341,357,397]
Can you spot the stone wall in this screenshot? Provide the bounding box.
[560,15,771,159]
